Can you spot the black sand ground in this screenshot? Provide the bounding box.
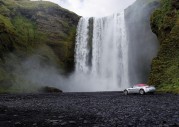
[0,92,179,127]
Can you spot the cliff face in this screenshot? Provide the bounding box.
[149,0,179,93]
[0,0,79,92]
[125,0,160,85]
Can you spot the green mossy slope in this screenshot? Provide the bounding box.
[149,0,179,93]
[0,0,79,93]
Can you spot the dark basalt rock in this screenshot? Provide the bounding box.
[0,92,179,126]
[39,86,63,93]
[172,0,179,10]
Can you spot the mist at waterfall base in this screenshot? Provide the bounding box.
[9,54,120,92]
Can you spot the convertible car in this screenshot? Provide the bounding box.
[124,84,156,95]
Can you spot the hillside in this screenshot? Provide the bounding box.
[125,0,160,85]
[149,0,179,93]
[0,0,79,93]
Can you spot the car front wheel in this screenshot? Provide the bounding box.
[139,89,145,95]
[124,90,128,95]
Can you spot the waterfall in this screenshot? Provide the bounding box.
[75,11,130,91]
[75,17,90,73]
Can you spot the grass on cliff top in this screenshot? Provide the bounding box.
[135,0,160,5]
[1,0,77,16]
[146,0,160,4]
[17,0,59,9]
[0,0,62,10]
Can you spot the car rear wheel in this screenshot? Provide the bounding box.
[139,89,145,95]
[124,90,128,95]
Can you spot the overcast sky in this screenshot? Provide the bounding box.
[43,0,136,17]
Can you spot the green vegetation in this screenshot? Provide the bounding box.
[138,0,160,4]
[17,1,59,9]
[12,16,36,48]
[149,0,179,93]
[0,0,79,93]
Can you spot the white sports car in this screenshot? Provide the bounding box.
[124,84,156,95]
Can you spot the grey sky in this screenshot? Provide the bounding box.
[43,0,136,17]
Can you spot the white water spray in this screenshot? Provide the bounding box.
[75,11,130,91]
[75,17,90,73]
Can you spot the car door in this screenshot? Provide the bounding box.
[128,87,136,93]
[133,86,140,93]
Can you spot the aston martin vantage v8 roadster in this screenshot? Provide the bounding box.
[124,84,156,95]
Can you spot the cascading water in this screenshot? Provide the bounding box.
[75,17,90,73]
[75,11,130,91]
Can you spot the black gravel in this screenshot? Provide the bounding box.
[0,92,179,127]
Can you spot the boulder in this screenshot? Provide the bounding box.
[39,86,63,93]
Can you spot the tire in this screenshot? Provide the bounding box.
[124,90,128,95]
[139,89,145,95]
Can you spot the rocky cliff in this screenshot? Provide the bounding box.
[125,0,160,85]
[149,0,179,93]
[0,0,79,93]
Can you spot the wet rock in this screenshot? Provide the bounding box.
[0,114,6,117]
[177,118,179,122]
[52,121,58,126]
[0,105,7,113]
[83,120,88,123]
[79,118,84,120]
[15,122,21,125]
[93,125,99,127]
[58,116,64,119]
[69,121,76,124]
[39,86,63,93]
[173,115,178,118]
[61,122,67,126]
[46,119,60,126]
[33,123,37,126]
[0,92,178,127]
